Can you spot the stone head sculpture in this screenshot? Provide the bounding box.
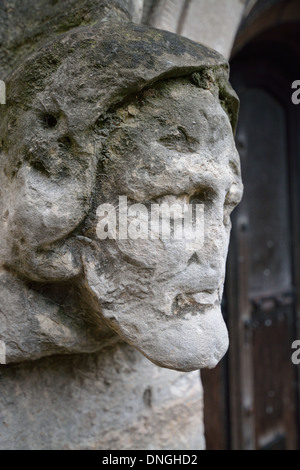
[0,22,243,371]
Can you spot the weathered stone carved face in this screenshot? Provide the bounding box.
[0,25,243,370]
[82,79,243,371]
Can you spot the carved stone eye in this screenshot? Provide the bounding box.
[190,195,204,206]
[190,189,209,205]
[30,159,49,176]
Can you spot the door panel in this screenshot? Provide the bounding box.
[240,89,291,297]
[226,63,299,449]
[202,17,300,452]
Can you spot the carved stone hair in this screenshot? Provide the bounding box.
[2,22,239,138]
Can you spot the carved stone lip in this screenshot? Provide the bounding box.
[175,290,220,310]
[191,291,220,307]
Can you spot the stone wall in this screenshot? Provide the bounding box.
[143,0,246,58]
[0,344,204,450]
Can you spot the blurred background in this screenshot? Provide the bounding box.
[143,0,300,450]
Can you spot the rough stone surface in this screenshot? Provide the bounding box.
[0,22,242,369]
[0,0,144,79]
[0,343,205,450]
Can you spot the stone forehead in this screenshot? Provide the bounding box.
[5,22,238,132]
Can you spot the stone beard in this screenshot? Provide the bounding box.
[0,23,243,370]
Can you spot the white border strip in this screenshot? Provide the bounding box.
[0,80,6,105]
[0,341,6,364]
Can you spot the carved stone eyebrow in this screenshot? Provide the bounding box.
[158,126,200,153]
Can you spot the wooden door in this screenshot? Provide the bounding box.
[227,42,300,449]
[202,35,300,450]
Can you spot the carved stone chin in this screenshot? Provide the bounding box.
[0,22,243,370]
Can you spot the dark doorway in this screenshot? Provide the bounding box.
[202,2,300,450]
